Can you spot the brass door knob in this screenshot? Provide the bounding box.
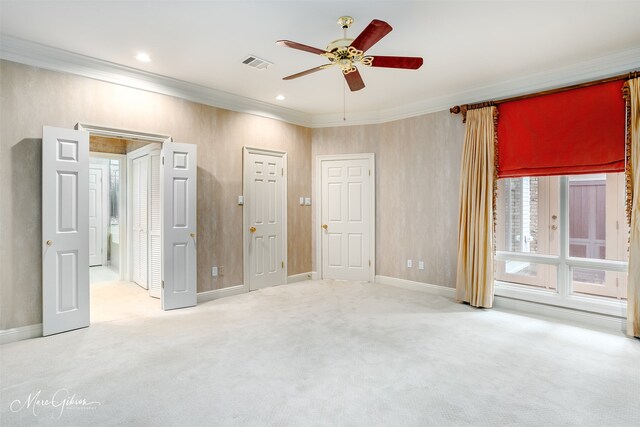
[250,226,257,233]
[46,240,53,246]
[322,224,328,230]
[190,232,196,238]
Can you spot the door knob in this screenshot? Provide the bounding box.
[250,226,257,233]
[190,232,196,238]
[322,224,328,230]
[45,240,53,246]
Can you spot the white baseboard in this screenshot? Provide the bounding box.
[375,275,456,298]
[0,323,43,345]
[197,284,248,303]
[287,272,313,283]
[494,295,627,335]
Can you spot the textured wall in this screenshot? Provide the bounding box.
[312,111,465,288]
[0,60,312,329]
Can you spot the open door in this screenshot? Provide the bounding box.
[161,142,197,310]
[42,126,90,336]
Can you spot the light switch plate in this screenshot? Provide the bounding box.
[418,261,424,270]
[237,195,244,205]
[407,259,412,268]
[211,267,218,277]
[304,197,311,206]
[299,197,305,206]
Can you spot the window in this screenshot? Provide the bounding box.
[495,173,628,314]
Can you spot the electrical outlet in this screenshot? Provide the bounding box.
[304,197,311,206]
[419,261,424,270]
[407,259,412,268]
[299,197,305,206]
[211,267,218,277]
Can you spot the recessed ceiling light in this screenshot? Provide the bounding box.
[275,95,286,101]
[135,52,151,63]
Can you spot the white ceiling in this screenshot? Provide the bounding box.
[2,1,640,121]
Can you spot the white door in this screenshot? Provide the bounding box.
[148,150,162,299]
[320,157,373,281]
[42,126,89,336]
[246,150,286,290]
[131,156,149,289]
[88,166,106,267]
[162,142,197,310]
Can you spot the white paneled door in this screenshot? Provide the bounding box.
[42,126,90,336]
[319,155,374,281]
[245,148,286,291]
[88,166,104,266]
[162,142,197,310]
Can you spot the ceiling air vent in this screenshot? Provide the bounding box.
[242,55,273,70]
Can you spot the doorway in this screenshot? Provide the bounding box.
[315,153,375,282]
[243,147,288,291]
[42,125,198,336]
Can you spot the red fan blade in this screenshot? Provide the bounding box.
[283,64,334,80]
[276,40,329,56]
[344,69,365,92]
[350,19,393,53]
[369,56,423,69]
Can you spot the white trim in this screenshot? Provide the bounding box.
[287,272,313,283]
[316,154,376,283]
[3,36,639,128]
[0,324,43,345]
[495,281,627,318]
[375,275,456,298]
[77,123,171,143]
[375,275,627,334]
[493,295,627,335]
[242,147,288,291]
[197,285,248,303]
[2,37,312,127]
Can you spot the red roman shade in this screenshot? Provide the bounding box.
[497,80,626,178]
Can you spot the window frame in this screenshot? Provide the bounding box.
[495,176,628,317]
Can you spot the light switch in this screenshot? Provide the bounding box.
[238,195,244,205]
[407,259,412,268]
[299,197,305,206]
[419,261,424,270]
[304,197,311,206]
[212,267,218,277]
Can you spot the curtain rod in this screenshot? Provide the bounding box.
[450,70,640,120]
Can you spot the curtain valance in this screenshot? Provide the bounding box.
[497,80,626,178]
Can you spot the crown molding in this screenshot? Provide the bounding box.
[0,35,313,127]
[311,46,640,128]
[2,35,639,129]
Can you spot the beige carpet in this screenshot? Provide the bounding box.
[1,280,639,426]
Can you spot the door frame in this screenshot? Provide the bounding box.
[315,153,376,282]
[242,146,288,291]
[76,123,171,284]
[127,143,162,285]
[89,152,127,275]
[88,160,110,267]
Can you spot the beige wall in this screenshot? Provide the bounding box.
[312,111,465,288]
[0,60,312,330]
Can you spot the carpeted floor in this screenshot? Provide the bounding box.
[1,280,639,426]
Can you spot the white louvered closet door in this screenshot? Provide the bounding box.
[132,156,149,289]
[148,151,162,298]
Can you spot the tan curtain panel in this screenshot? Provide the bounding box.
[625,77,640,338]
[456,106,497,308]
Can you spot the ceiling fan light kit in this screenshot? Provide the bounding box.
[276,16,423,92]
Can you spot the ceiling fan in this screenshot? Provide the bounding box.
[276,16,423,92]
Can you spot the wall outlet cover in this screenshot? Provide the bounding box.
[419,261,425,270]
[304,197,311,206]
[407,259,412,268]
[211,266,218,277]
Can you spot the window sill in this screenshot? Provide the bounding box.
[494,281,627,318]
